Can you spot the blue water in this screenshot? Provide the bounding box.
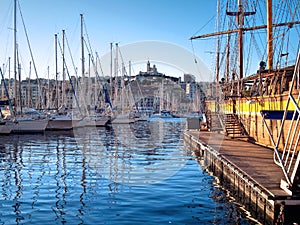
[0,120,257,224]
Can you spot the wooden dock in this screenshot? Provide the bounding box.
[184,130,300,225]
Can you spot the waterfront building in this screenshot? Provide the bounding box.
[0,61,210,115]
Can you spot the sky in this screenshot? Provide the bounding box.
[0,0,218,82]
[0,0,299,82]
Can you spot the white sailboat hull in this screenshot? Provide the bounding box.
[46,116,73,130]
[111,114,135,124]
[0,121,14,135]
[12,119,48,133]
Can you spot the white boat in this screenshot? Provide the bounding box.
[111,113,135,124]
[12,117,48,133]
[0,120,13,135]
[89,115,111,127]
[148,110,179,119]
[46,115,73,130]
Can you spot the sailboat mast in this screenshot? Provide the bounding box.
[62,29,65,108]
[267,0,273,70]
[80,14,86,115]
[110,42,113,100]
[13,0,17,113]
[17,47,22,115]
[28,61,31,108]
[81,14,85,81]
[55,33,58,109]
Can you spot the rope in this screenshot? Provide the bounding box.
[17,0,46,108]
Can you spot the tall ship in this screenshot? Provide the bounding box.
[191,0,300,195]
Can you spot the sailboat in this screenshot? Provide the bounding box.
[0,100,14,135]
[8,0,49,133]
[110,43,135,124]
[46,31,74,131]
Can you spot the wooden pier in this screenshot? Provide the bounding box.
[184,130,300,225]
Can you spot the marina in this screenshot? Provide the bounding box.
[0,0,300,224]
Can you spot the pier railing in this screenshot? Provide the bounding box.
[261,51,300,196]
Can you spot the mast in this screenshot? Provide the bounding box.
[110,42,113,100]
[88,53,91,108]
[225,21,231,83]
[13,0,17,114]
[28,61,31,108]
[215,0,221,83]
[226,0,255,90]
[8,57,11,92]
[55,33,58,109]
[114,43,119,107]
[80,14,85,82]
[47,65,50,109]
[238,0,244,81]
[62,29,65,108]
[80,14,85,115]
[267,0,273,70]
[17,46,22,116]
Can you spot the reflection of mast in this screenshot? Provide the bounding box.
[13,141,23,224]
[79,135,87,219]
[54,137,67,220]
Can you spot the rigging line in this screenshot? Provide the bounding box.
[284,30,291,67]
[83,38,97,76]
[245,34,254,75]
[94,53,110,107]
[83,39,105,91]
[95,52,105,77]
[0,0,13,35]
[1,1,13,62]
[64,33,78,78]
[17,0,45,108]
[17,1,39,80]
[2,57,11,76]
[294,0,300,22]
[57,38,82,115]
[81,38,107,102]
[190,40,198,64]
[83,18,94,62]
[191,15,216,37]
[190,40,207,80]
[117,47,128,77]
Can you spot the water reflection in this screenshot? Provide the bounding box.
[75,120,188,186]
[0,122,254,225]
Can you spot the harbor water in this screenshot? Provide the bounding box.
[0,119,258,224]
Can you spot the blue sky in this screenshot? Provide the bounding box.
[0,0,299,82]
[0,0,217,81]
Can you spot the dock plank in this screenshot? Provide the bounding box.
[186,130,289,198]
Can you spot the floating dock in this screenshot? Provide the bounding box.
[184,130,300,225]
